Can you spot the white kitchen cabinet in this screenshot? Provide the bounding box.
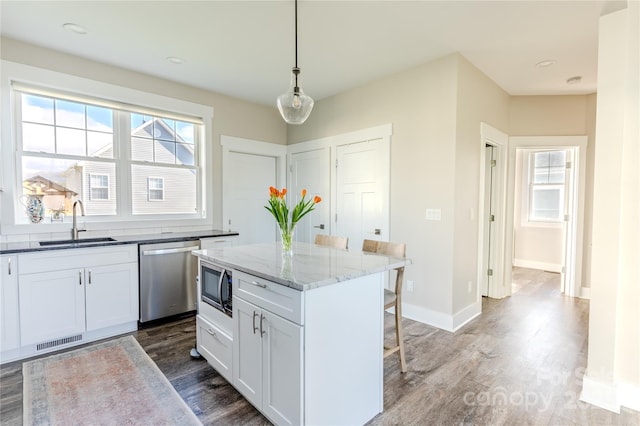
[234,296,302,426]
[1,255,20,353]
[196,314,233,382]
[85,263,138,331]
[18,245,138,350]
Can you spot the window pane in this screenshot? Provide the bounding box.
[132,164,196,214]
[87,131,113,158]
[55,99,85,129]
[176,143,195,166]
[22,123,55,153]
[56,128,86,156]
[22,94,54,124]
[87,105,113,132]
[176,121,194,144]
[531,186,562,220]
[21,156,116,218]
[154,140,176,164]
[131,137,154,162]
[156,118,175,141]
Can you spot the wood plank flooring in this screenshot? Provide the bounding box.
[2,267,638,425]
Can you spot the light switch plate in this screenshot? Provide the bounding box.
[425,208,442,221]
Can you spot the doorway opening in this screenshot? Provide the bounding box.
[505,136,587,298]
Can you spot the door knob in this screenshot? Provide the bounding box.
[313,224,325,230]
[374,228,381,235]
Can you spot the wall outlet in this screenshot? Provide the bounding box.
[406,280,414,292]
[467,281,472,293]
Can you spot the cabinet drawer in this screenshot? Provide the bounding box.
[197,315,232,382]
[200,236,237,249]
[19,245,137,274]
[234,271,303,325]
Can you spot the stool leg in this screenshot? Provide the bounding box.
[395,299,407,373]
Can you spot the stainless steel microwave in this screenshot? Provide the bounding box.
[200,261,232,317]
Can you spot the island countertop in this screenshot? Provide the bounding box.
[193,241,411,291]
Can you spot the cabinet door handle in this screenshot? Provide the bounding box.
[79,270,82,285]
[251,281,267,288]
[88,270,92,285]
[252,311,259,334]
[260,314,266,337]
[7,258,11,275]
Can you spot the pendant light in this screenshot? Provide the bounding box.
[277,0,314,125]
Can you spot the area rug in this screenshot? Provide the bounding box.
[23,335,201,425]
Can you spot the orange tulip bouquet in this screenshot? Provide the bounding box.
[265,186,321,254]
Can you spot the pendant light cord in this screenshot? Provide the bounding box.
[294,0,299,88]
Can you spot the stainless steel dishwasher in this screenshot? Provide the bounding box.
[139,240,200,323]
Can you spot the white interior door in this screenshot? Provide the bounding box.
[226,151,278,245]
[289,147,330,243]
[482,144,497,296]
[562,148,578,295]
[335,139,389,251]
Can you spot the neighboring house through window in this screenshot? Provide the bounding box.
[12,81,206,222]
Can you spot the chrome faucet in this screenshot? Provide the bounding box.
[71,200,86,240]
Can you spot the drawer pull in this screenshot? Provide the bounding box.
[260,313,266,337]
[88,270,92,285]
[7,258,11,275]
[250,281,267,288]
[206,328,217,338]
[79,270,82,285]
[252,311,259,334]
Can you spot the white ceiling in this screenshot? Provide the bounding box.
[0,1,627,107]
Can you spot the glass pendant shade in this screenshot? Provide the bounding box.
[277,68,314,125]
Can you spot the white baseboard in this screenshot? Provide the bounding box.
[579,286,591,299]
[580,375,620,413]
[513,258,562,273]
[618,380,640,412]
[452,301,482,332]
[401,301,481,332]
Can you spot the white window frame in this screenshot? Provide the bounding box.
[147,176,164,201]
[0,60,214,234]
[89,173,110,201]
[526,150,565,225]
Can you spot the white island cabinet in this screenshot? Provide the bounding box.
[194,242,411,426]
[18,245,138,356]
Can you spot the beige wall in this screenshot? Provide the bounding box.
[510,94,597,288]
[289,53,510,324]
[290,54,461,318]
[452,56,509,313]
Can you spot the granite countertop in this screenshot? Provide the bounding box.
[0,230,239,255]
[193,242,411,291]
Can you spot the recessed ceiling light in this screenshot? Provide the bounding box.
[63,23,87,35]
[166,56,185,65]
[535,60,556,68]
[566,76,582,85]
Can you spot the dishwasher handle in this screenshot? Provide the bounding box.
[141,246,200,256]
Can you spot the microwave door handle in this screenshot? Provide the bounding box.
[217,271,224,307]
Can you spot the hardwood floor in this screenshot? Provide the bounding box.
[2,267,638,425]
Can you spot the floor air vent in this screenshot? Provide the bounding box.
[36,334,83,351]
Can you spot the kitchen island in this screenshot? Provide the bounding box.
[193,242,411,426]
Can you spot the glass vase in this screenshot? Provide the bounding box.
[280,226,294,256]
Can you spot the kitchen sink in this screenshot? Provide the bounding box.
[39,237,116,246]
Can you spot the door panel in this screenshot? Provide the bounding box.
[226,152,278,245]
[290,148,330,243]
[336,139,388,251]
[233,297,262,407]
